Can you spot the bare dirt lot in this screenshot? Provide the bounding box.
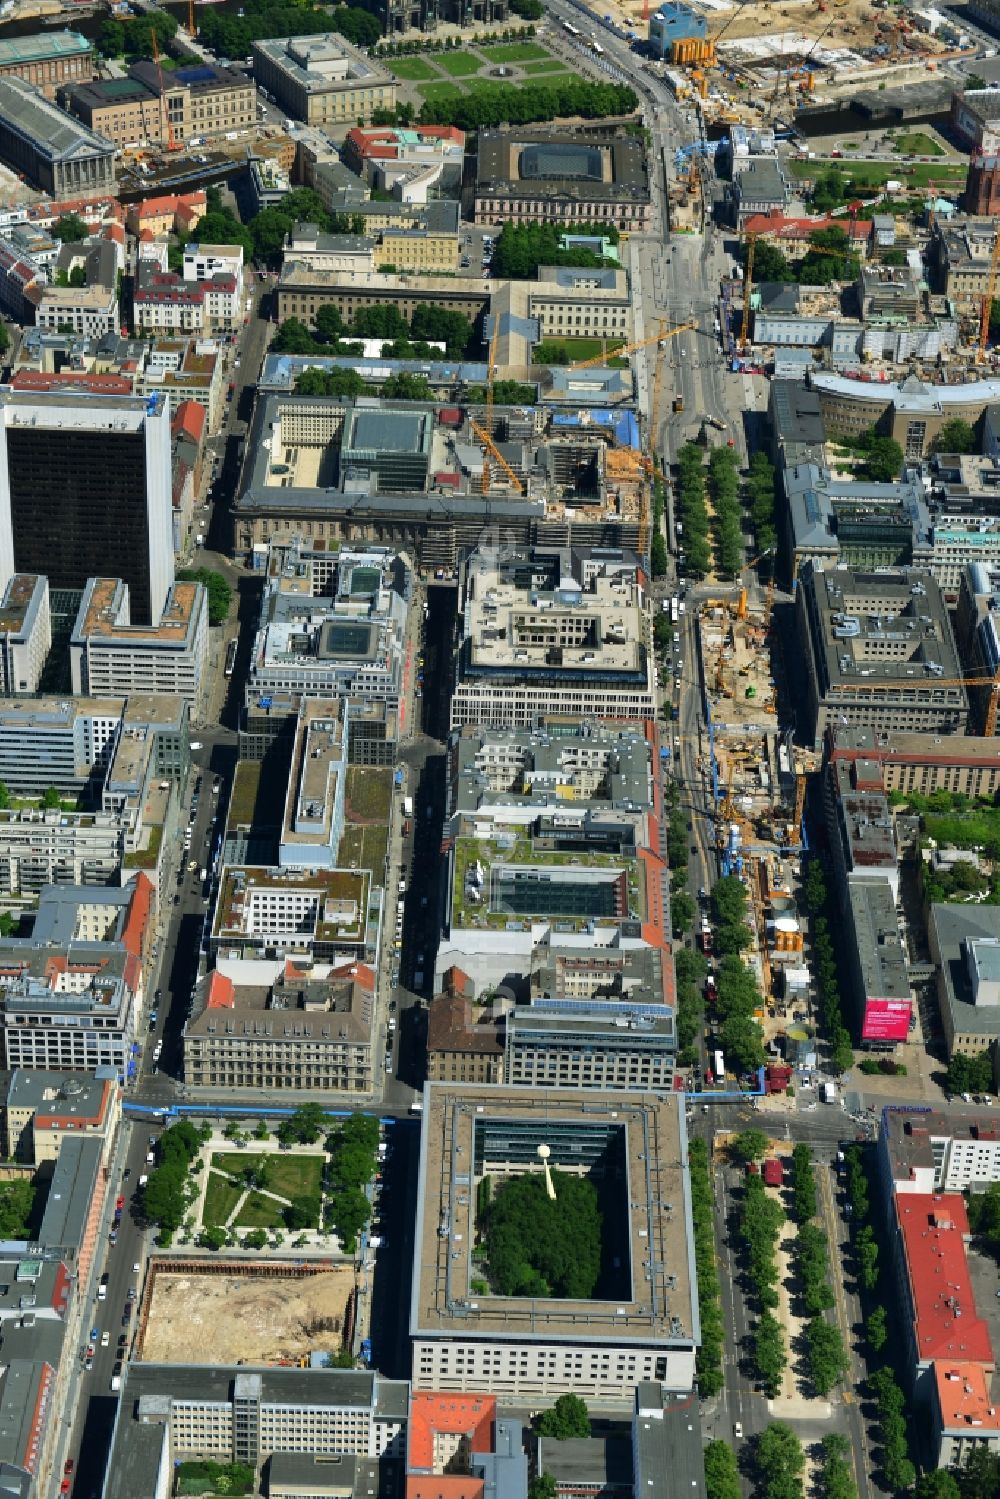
[140,1265,355,1365]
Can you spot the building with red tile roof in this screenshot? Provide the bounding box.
[11,370,133,396]
[172,398,206,448]
[931,1362,1000,1468]
[893,1193,994,1374]
[741,209,872,245]
[406,1392,495,1499]
[125,191,207,239]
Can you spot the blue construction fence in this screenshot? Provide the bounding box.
[124,1100,405,1126]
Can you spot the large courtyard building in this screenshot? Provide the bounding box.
[248,541,409,710]
[450,547,656,730]
[252,35,396,126]
[183,958,376,1094]
[0,388,174,625]
[474,130,652,233]
[796,563,967,749]
[235,391,650,567]
[410,1084,697,1402]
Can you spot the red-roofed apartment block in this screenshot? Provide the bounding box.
[893,1194,994,1379]
[406,1393,496,1499]
[932,1363,1000,1468]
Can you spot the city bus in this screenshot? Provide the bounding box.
[224,639,238,678]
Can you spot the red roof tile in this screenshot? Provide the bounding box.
[206,971,235,1010]
[121,874,154,961]
[408,1393,495,1473]
[896,1194,994,1368]
[172,399,205,445]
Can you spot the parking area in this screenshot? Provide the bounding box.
[966,1238,1000,1348]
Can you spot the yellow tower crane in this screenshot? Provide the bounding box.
[569,319,696,371]
[980,228,1000,360]
[478,314,502,496]
[832,667,1000,738]
[741,233,862,354]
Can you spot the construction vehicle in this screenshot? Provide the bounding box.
[673,395,685,412]
[473,317,524,497]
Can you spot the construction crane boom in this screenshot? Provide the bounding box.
[569,320,696,371]
[740,234,756,352]
[980,226,1000,358]
[188,0,196,35]
[469,416,523,495]
[480,315,501,495]
[831,667,1000,736]
[152,31,178,152]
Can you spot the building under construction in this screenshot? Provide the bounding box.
[234,393,654,570]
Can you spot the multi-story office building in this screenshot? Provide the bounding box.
[0,388,174,625]
[928,902,1000,1059]
[0,693,187,801]
[881,1105,1000,1195]
[70,576,208,706]
[0,76,115,197]
[437,720,671,1004]
[249,542,409,710]
[212,865,376,965]
[825,757,900,906]
[0,30,94,97]
[448,720,656,830]
[3,1065,120,1163]
[103,1364,409,1499]
[825,723,1000,800]
[842,877,912,1049]
[0,875,154,1073]
[0,807,126,898]
[278,699,347,870]
[411,1084,697,1401]
[474,130,652,233]
[505,1006,674,1091]
[450,547,656,729]
[796,563,967,749]
[252,34,396,126]
[183,959,375,1093]
[0,573,50,695]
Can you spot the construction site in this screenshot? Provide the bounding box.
[137,1260,358,1367]
[573,0,980,128]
